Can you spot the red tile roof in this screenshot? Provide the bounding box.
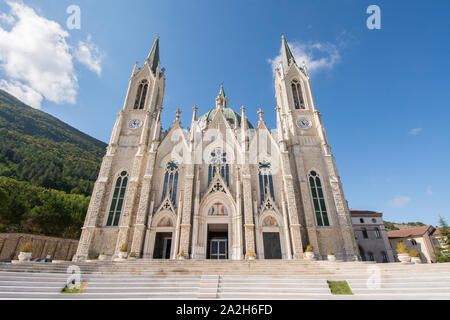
[387,225,435,238]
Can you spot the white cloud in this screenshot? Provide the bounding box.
[427,186,433,195]
[0,79,42,108]
[74,35,103,76]
[268,41,341,75]
[388,196,412,208]
[0,1,103,108]
[409,128,422,135]
[0,12,16,25]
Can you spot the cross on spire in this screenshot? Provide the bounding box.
[175,108,181,121]
[257,108,264,122]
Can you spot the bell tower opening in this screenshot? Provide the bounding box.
[207,224,228,259]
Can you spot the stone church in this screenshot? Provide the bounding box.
[74,35,360,261]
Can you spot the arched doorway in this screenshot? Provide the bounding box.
[261,216,282,259]
[146,212,175,259]
[193,192,239,259]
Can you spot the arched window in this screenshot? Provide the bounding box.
[381,251,388,263]
[259,161,275,203]
[208,147,229,186]
[291,79,305,109]
[107,171,128,226]
[360,218,364,223]
[134,80,149,109]
[375,228,381,239]
[308,171,329,226]
[368,251,374,261]
[362,227,368,239]
[161,161,179,204]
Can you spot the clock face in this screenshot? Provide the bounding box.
[297,119,311,129]
[128,119,141,129]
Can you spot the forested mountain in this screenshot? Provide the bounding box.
[0,90,107,239]
[0,89,106,195]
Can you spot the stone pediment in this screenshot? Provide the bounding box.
[154,194,176,215]
[258,191,280,216]
[205,172,232,197]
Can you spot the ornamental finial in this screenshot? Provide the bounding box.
[257,108,264,122]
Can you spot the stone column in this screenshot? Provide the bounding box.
[114,153,145,256]
[130,150,157,257]
[279,151,304,259]
[178,165,195,258]
[280,191,292,259]
[242,167,255,258]
[73,154,114,261]
[324,154,359,260]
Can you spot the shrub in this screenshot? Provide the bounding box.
[119,242,128,252]
[396,241,409,254]
[20,241,33,253]
[248,250,256,258]
[179,250,184,257]
[100,250,105,256]
[409,249,419,257]
[305,245,313,252]
[129,251,136,258]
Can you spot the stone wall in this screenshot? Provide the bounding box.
[0,233,78,261]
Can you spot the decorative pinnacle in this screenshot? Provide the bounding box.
[257,108,264,121]
[175,108,181,121]
[240,105,246,112]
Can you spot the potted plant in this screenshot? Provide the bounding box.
[128,251,137,260]
[178,250,185,259]
[118,243,128,259]
[327,250,336,262]
[98,249,107,261]
[396,241,411,263]
[304,245,315,260]
[248,250,256,260]
[18,241,33,262]
[410,249,421,264]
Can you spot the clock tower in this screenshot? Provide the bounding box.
[274,35,359,260]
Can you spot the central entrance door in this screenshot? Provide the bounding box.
[207,224,228,259]
[263,232,282,259]
[153,232,172,259]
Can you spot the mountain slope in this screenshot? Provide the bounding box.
[0,89,106,195]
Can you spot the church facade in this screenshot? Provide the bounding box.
[74,36,360,261]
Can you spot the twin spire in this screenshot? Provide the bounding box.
[145,34,297,76]
[146,35,160,74]
[280,34,296,72]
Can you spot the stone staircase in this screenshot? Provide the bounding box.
[0,260,449,299]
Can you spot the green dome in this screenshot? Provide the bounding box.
[198,107,253,129]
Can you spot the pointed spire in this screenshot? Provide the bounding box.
[280,34,296,71]
[192,105,198,122]
[275,105,285,143]
[219,84,226,98]
[215,84,228,109]
[190,105,198,144]
[146,35,160,74]
[240,105,248,151]
[175,108,181,122]
[131,61,138,77]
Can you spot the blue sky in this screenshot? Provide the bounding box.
[0,0,449,225]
